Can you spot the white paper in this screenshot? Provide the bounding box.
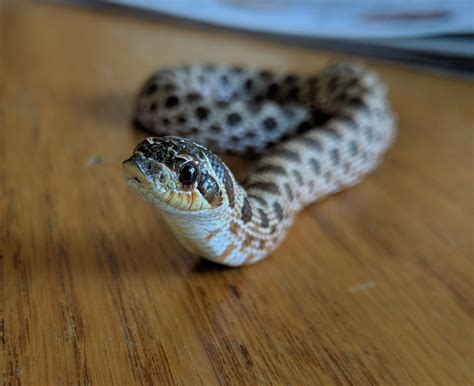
[110,0,474,39]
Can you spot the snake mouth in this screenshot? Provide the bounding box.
[123,158,153,188]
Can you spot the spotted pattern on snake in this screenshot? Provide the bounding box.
[123,63,396,266]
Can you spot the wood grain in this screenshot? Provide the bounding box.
[1,2,473,385]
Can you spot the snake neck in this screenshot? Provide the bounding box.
[159,173,295,266]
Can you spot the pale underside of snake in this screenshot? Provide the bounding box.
[123,63,396,266]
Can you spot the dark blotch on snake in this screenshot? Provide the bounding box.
[197,173,221,204]
[298,136,323,151]
[210,125,222,133]
[196,106,209,121]
[271,148,300,162]
[258,70,272,79]
[266,83,280,99]
[207,152,225,181]
[227,113,242,126]
[217,101,230,108]
[222,167,235,208]
[244,79,253,91]
[194,151,229,206]
[241,198,253,223]
[293,170,303,184]
[328,77,339,90]
[309,158,321,174]
[349,141,358,156]
[308,77,319,98]
[297,121,311,134]
[308,76,319,87]
[231,65,243,73]
[284,74,297,83]
[312,109,332,126]
[249,194,267,207]
[246,182,280,195]
[258,208,270,227]
[320,127,341,139]
[244,145,258,155]
[284,183,294,201]
[347,96,364,108]
[187,93,201,102]
[145,83,157,95]
[287,87,300,101]
[366,127,373,142]
[329,149,339,165]
[344,162,351,173]
[165,96,180,108]
[273,202,284,221]
[256,164,287,176]
[220,74,229,85]
[338,112,357,130]
[346,78,359,89]
[263,117,277,131]
[164,84,176,92]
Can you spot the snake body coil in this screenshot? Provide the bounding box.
[123,63,396,266]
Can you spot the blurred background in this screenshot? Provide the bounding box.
[73,0,474,77]
[2,2,473,385]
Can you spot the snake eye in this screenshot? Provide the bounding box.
[179,162,199,185]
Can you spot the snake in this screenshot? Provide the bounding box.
[123,63,396,266]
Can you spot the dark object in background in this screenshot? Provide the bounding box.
[69,0,474,77]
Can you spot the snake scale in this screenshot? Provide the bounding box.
[123,63,396,266]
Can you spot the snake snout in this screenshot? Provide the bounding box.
[123,158,152,187]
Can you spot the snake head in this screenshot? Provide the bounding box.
[123,136,225,212]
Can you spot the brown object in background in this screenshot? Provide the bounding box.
[1,2,473,385]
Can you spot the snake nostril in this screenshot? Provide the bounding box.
[158,172,167,183]
[133,177,141,183]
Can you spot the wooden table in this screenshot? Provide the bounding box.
[1,2,473,385]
